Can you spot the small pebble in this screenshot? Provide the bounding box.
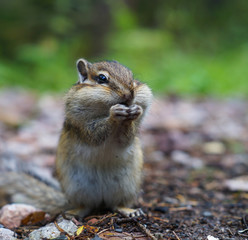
[113,223,123,233]
[91,236,103,240]
[207,235,219,240]
[202,211,213,217]
[203,142,225,155]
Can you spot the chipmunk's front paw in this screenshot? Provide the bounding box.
[126,104,143,120]
[110,104,130,121]
[110,104,142,121]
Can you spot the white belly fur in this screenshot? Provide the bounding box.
[60,139,142,210]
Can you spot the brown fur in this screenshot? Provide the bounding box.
[0,59,153,218]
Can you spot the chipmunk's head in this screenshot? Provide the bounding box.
[74,58,139,106]
[65,58,152,122]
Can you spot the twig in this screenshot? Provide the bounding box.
[97,213,116,224]
[238,228,248,234]
[172,231,181,240]
[237,232,248,238]
[151,216,169,223]
[90,213,116,225]
[227,228,234,236]
[116,210,157,240]
[97,228,110,235]
[135,221,157,240]
[54,220,66,233]
[169,206,193,212]
[54,220,74,239]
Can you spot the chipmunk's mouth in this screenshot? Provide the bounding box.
[120,102,129,107]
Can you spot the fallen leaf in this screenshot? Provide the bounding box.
[76,225,99,236]
[21,211,46,225]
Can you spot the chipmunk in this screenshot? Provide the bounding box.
[0,59,153,218]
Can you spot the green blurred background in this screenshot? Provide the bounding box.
[0,0,247,97]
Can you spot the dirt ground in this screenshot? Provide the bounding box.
[0,89,248,239]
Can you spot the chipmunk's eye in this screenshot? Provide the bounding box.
[97,74,108,84]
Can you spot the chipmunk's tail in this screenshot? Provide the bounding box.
[0,171,68,214]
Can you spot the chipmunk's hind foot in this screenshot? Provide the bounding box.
[117,207,144,217]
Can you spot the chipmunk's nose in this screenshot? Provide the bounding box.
[121,90,134,106]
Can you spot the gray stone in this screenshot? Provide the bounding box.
[0,228,17,240]
[29,218,77,240]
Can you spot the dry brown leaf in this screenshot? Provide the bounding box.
[21,211,46,226]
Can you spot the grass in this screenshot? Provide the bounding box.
[107,29,248,98]
[0,29,248,97]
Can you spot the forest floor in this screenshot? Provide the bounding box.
[0,89,248,240]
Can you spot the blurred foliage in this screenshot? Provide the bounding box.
[0,0,247,96]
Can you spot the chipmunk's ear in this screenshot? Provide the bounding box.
[76,58,91,84]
